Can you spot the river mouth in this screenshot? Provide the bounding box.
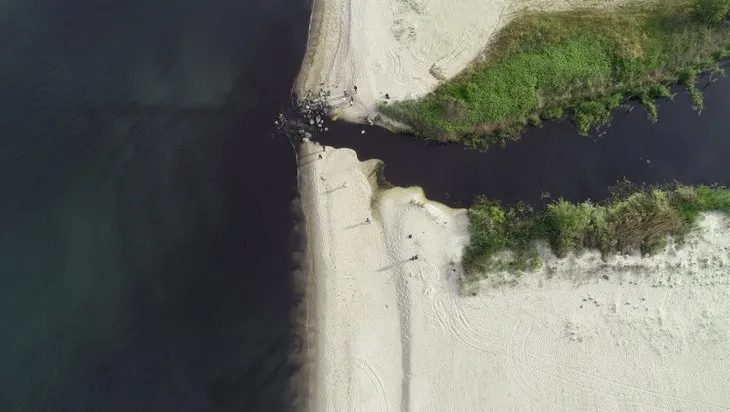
[3,0,728,408]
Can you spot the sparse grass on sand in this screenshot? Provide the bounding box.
[380,0,730,148]
[461,183,730,283]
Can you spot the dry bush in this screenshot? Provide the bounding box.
[608,191,684,253]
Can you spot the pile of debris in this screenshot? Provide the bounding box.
[298,88,332,130]
[274,88,334,142]
[274,85,379,141]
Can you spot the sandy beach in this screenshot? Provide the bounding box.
[296,0,643,123]
[299,142,730,411]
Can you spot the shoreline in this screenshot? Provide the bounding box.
[294,0,652,126]
[371,0,730,145]
[293,0,324,97]
[298,141,405,410]
[297,142,321,412]
[298,143,730,411]
[294,0,516,123]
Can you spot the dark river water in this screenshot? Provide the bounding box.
[2,0,730,410]
[319,74,730,209]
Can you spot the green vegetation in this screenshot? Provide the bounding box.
[694,0,730,24]
[461,184,730,283]
[381,0,730,148]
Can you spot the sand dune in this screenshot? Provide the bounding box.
[299,142,730,411]
[296,0,643,124]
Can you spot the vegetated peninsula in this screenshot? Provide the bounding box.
[298,0,730,148]
[383,0,730,147]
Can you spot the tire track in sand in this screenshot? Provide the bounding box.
[350,359,389,412]
[431,288,506,354]
[328,0,352,87]
[380,202,414,412]
[509,322,730,411]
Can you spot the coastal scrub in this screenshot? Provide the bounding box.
[381,0,730,148]
[461,184,730,283]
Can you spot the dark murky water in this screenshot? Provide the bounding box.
[0,0,310,410]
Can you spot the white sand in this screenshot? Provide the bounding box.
[296,0,642,124]
[300,142,730,411]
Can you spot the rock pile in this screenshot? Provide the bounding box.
[298,89,332,130]
[274,88,333,142]
[274,85,373,142]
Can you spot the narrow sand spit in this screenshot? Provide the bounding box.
[296,0,643,123]
[300,142,730,411]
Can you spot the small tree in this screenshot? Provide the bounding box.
[694,0,730,25]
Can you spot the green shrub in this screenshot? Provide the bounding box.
[541,106,565,120]
[462,184,730,283]
[670,185,730,223]
[545,201,594,256]
[382,1,730,147]
[647,84,673,99]
[463,198,509,273]
[694,0,730,25]
[687,82,705,110]
[573,100,613,134]
[640,94,659,123]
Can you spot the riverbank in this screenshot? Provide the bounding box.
[299,143,730,411]
[294,0,512,124]
[382,0,730,147]
[298,141,404,410]
[462,184,730,284]
[295,0,663,128]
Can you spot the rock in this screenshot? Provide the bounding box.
[429,63,447,80]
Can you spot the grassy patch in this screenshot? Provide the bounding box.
[461,184,730,283]
[381,0,730,148]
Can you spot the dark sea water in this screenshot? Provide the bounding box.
[0,0,310,410]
